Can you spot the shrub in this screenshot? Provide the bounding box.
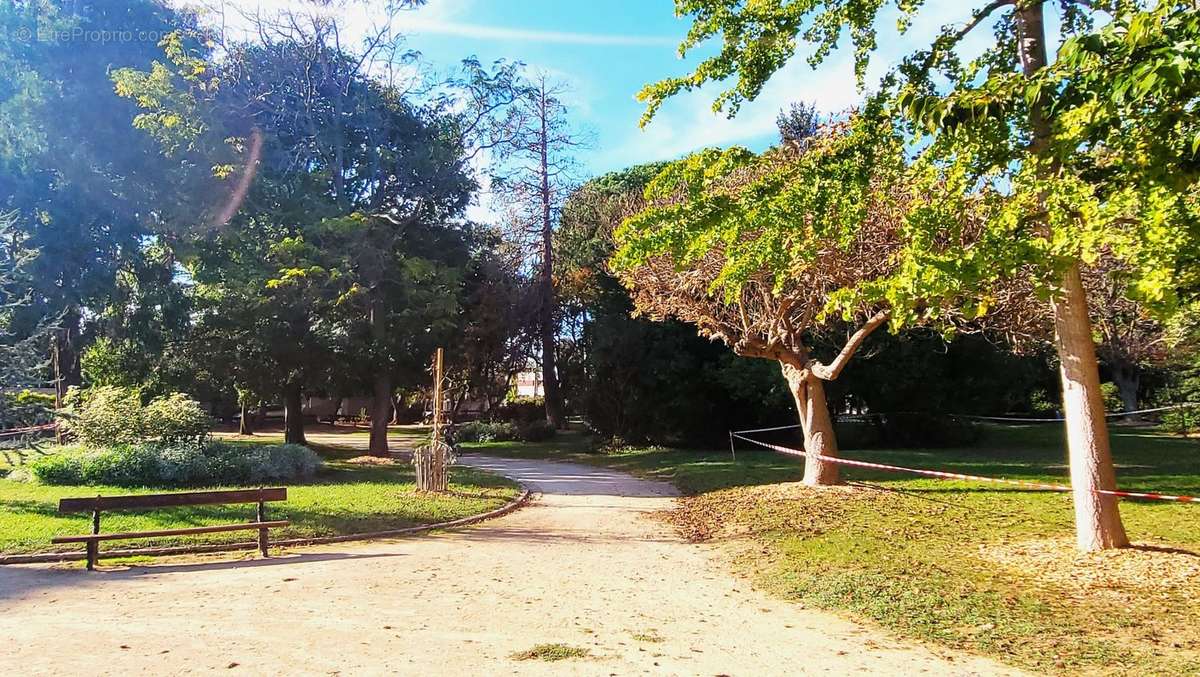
[517,420,556,442]
[0,389,55,428]
[834,413,980,449]
[240,443,323,484]
[872,413,980,448]
[457,421,519,443]
[144,393,213,444]
[585,435,643,454]
[494,397,546,424]
[392,402,424,425]
[28,441,322,487]
[26,452,83,484]
[58,386,213,447]
[455,419,555,443]
[154,443,214,485]
[59,386,145,447]
[833,420,881,450]
[1028,389,1059,415]
[1101,382,1123,413]
[1162,405,1200,437]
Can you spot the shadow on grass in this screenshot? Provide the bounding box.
[1129,543,1200,557]
[0,446,52,468]
[2,460,516,557]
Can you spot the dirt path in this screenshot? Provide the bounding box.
[0,455,1023,676]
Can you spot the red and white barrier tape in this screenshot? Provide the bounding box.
[741,403,1200,429]
[731,433,1200,504]
[0,423,57,438]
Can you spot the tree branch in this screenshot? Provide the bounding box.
[918,0,1015,75]
[807,310,890,381]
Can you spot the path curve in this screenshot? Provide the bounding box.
[0,455,1023,676]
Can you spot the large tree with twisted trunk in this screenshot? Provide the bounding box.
[613,117,960,486]
[637,0,1200,551]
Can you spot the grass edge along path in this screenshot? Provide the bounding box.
[0,432,519,557]
[467,424,1200,676]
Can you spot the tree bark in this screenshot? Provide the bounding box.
[1016,2,1128,551]
[538,81,565,429]
[52,307,82,405]
[367,288,390,455]
[283,383,307,446]
[781,362,840,486]
[1053,264,1130,549]
[238,399,253,436]
[369,372,392,456]
[1111,360,1140,415]
[391,394,404,425]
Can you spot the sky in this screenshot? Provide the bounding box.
[190,0,1022,182]
[185,0,1036,224]
[387,0,1015,176]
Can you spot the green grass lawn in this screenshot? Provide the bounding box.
[0,432,518,556]
[468,423,1200,676]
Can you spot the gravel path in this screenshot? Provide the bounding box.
[0,454,1024,676]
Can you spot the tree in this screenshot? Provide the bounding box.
[637,0,1200,551]
[776,102,820,148]
[0,0,200,404]
[1088,266,1169,415]
[446,232,535,418]
[114,7,476,450]
[320,213,472,456]
[614,118,944,484]
[0,211,53,430]
[556,163,786,445]
[979,258,1172,415]
[490,73,586,428]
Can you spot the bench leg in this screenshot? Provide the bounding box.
[257,500,268,557]
[87,507,100,571]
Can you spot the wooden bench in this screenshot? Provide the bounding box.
[52,488,289,570]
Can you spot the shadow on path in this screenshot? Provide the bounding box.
[461,454,678,498]
[0,550,404,601]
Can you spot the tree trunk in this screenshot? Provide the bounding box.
[1111,361,1140,415]
[541,319,563,427]
[367,288,391,455]
[238,398,253,436]
[283,383,307,446]
[391,394,403,425]
[52,307,82,403]
[369,372,391,456]
[538,82,565,429]
[781,362,840,486]
[1053,264,1130,551]
[1016,3,1128,551]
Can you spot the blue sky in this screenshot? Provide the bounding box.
[201,1,1050,180]
[394,0,1007,178]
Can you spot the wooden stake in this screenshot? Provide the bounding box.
[417,347,448,492]
[433,347,444,441]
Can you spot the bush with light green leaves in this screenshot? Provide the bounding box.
[59,386,213,447]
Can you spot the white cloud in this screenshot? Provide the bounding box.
[605,53,863,170]
[600,0,1003,172]
[180,0,465,49]
[401,17,677,47]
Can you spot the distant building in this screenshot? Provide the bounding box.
[513,370,543,398]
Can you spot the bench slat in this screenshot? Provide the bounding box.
[51,520,290,543]
[58,488,288,513]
